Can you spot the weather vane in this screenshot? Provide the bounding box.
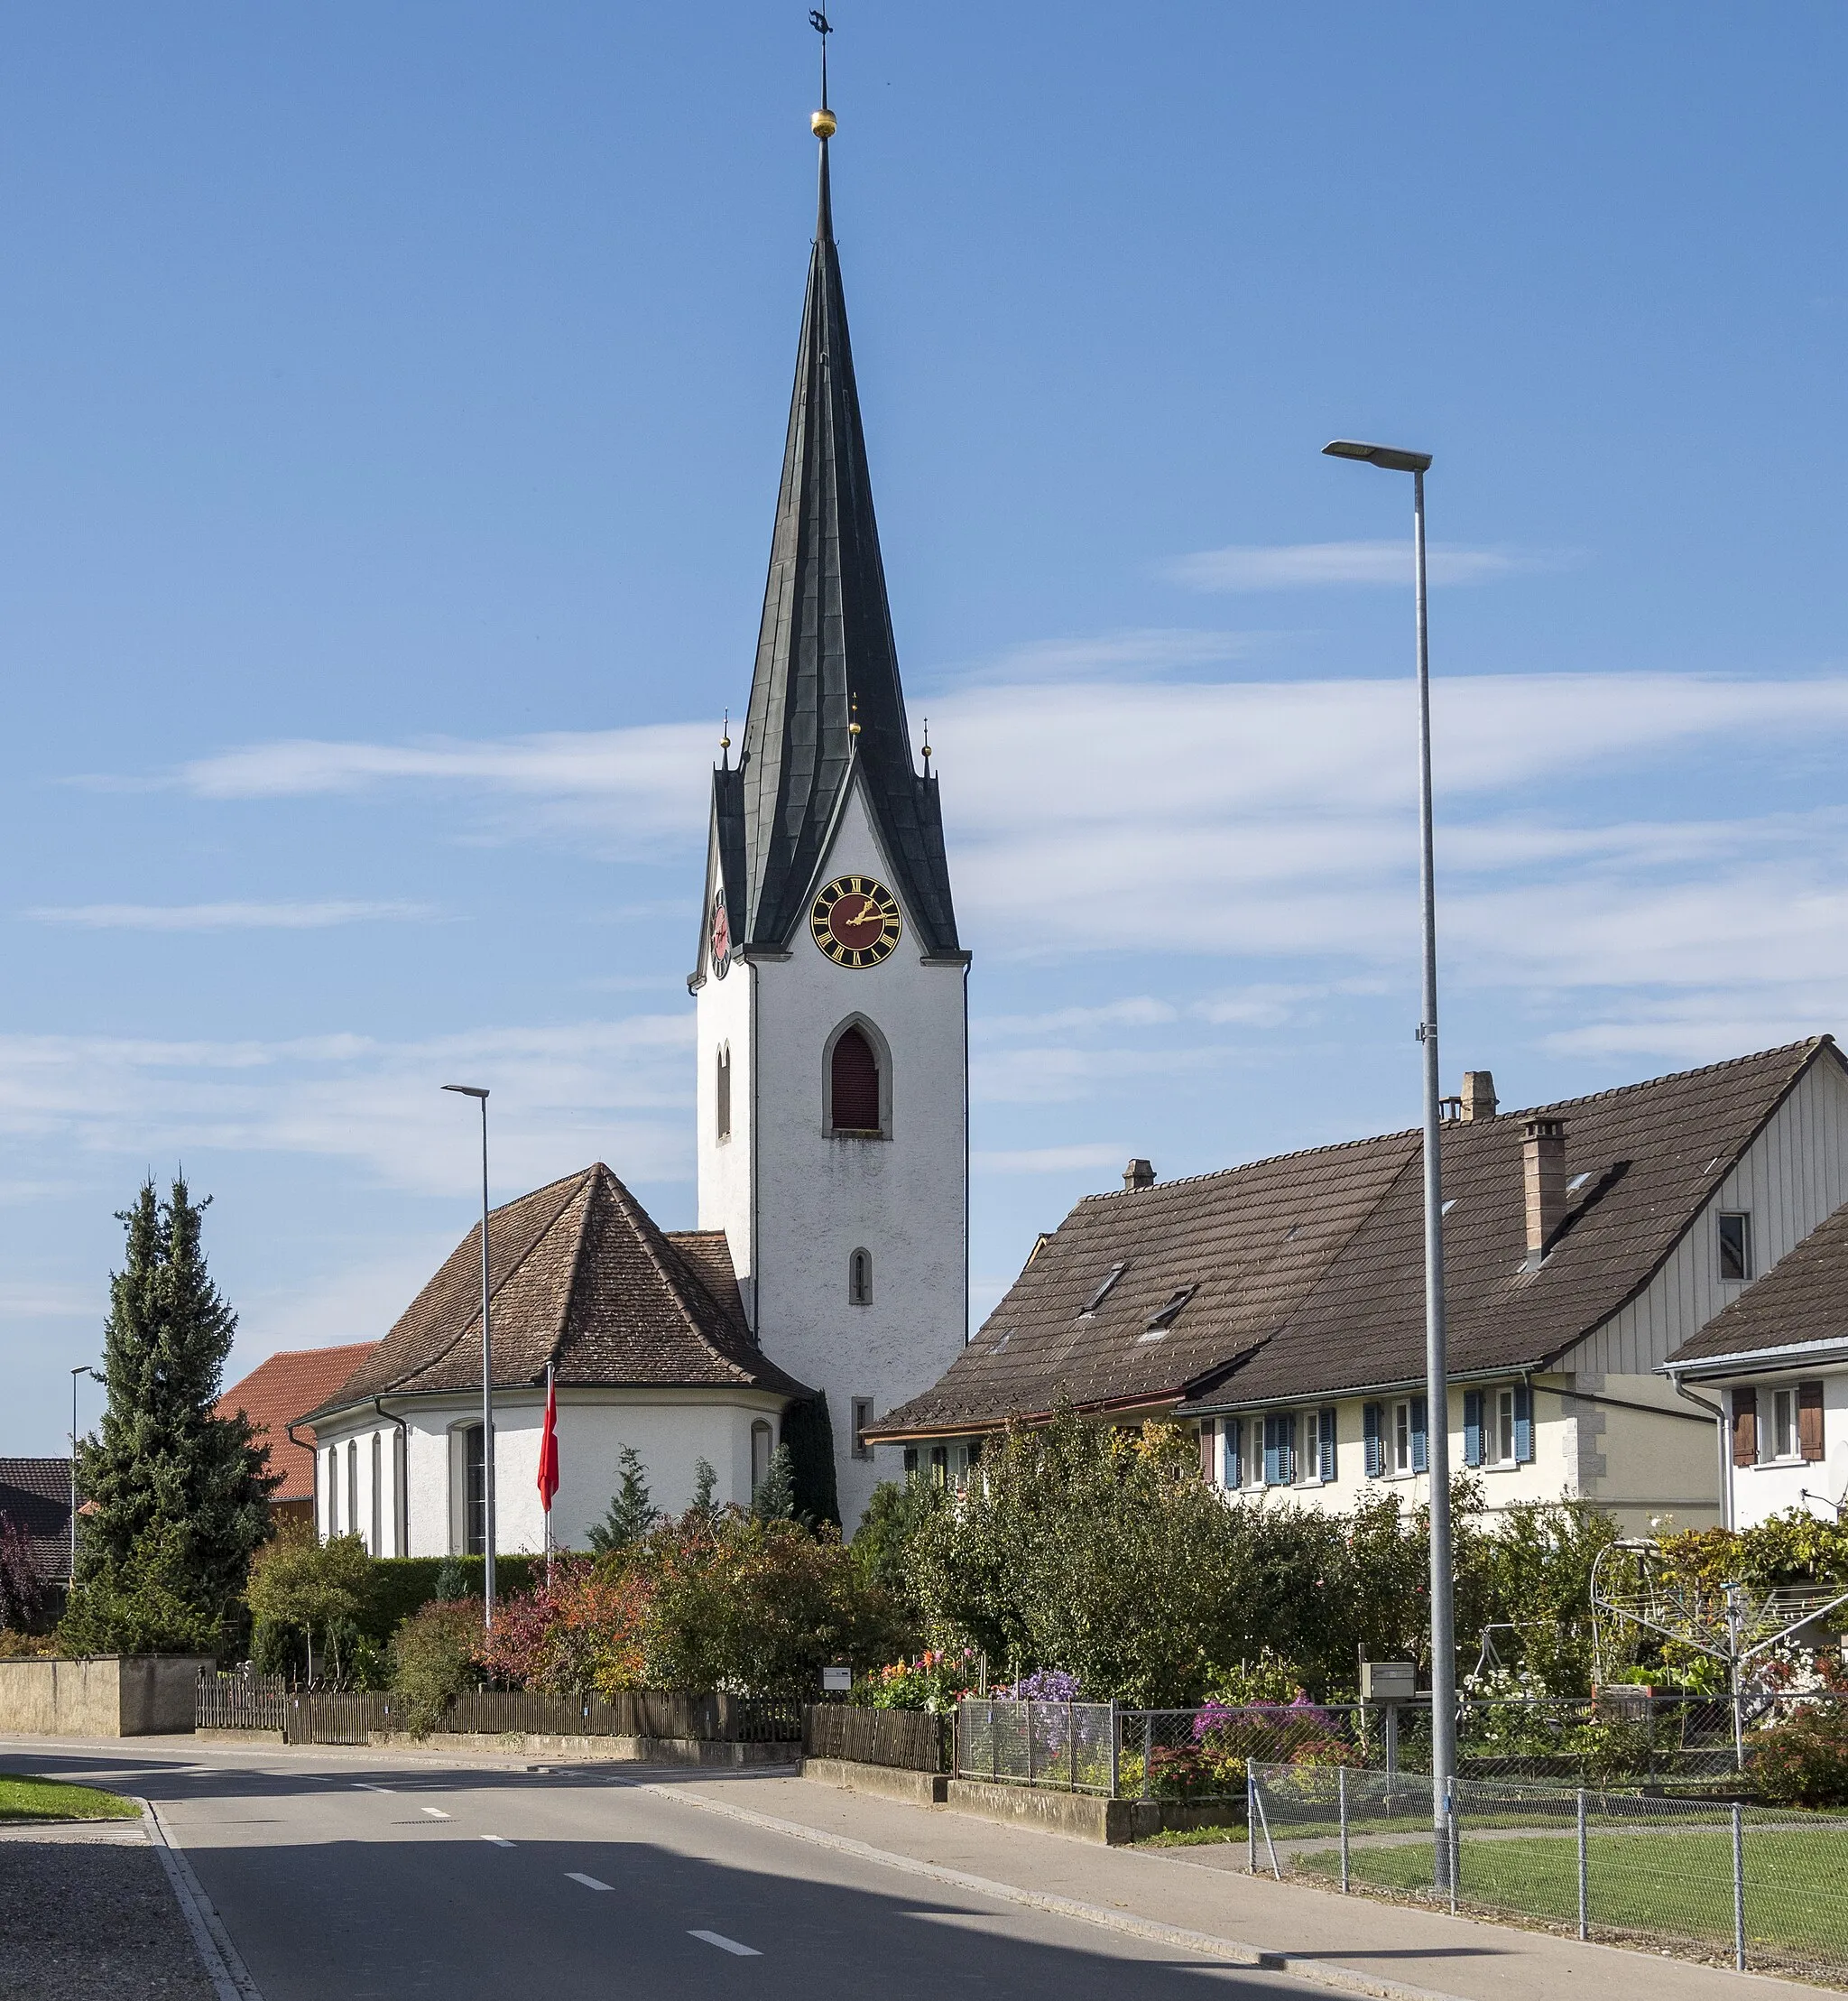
[809,10,835,136]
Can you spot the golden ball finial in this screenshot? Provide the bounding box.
[811,107,837,139]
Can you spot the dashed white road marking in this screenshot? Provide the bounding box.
[420,1807,450,1819]
[354,1783,394,1793]
[482,1835,515,1848]
[567,1872,614,1892]
[690,1930,762,1958]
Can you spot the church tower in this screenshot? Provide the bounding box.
[688,94,970,1527]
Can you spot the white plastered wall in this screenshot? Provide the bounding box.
[697,773,969,1529]
[1721,1366,1848,1529]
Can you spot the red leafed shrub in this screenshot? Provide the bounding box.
[476,1555,649,1700]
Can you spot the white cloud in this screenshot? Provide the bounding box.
[975,998,1179,1037]
[0,1016,696,1197]
[951,628,1270,682]
[230,1238,465,1366]
[0,1281,96,1319]
[1160,540,1548,590]
[26,900,438,931]
[972,1144,1127,1174]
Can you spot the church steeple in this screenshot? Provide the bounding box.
[719,107,961,959]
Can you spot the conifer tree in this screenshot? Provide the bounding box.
[586,1446,660,1552]
[751,1444,797,1523]
[61,1177,277,1656]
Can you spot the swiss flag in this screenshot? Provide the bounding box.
[537,1369,560,1513]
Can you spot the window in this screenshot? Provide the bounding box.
[326,1446,338,1534]
[1141,1286,1196,1339]
[1770,1386,1797,1461]
[391,1427,405,1558]
[1760,1383,1825,1464]
[1262,1413,1298,1486]
[1465,1385,1535,1468]
[716,1045,732,1142]
[1221,1417,1244,1489]
[370,1433,382,1556]
[1079,1262,1128,1318]
[830,1024,882,1134]
[750,1420,773,1496]
[461,1424,486,1555]
[1718,1211,1753,1283]
[929,1444,949,1488]
[1377,1397,1428,1477]
[1392,1401,1411,1475]
[851,1397,875,1461]
[902,1446,919,1477]
[849,1247,873,1306]
[346,1441,358,1545]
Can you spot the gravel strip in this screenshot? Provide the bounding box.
[0,1824,215,2000]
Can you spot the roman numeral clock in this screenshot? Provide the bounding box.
[809,875,902,968]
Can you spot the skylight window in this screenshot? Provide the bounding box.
[1141,1285,1197,1337]
[1078,1262,1128,1317]
[1441,1198,1458,1216]
[1567,1172,1593,1194]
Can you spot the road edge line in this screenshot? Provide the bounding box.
[637,1782,1465,2001]
[141,1798,267,2001]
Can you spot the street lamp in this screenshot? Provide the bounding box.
[1322,438,1457,1867]
[442,1084,495,1628]
[69,1365,97,1585]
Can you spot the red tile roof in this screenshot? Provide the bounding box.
[216,1343,381,1502]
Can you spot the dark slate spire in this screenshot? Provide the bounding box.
[720,132,961,959]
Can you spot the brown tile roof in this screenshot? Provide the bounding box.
[305,1164,811,1419]
[0,1459,71,1579]
[872,1038,1833,1437]
[1667,1196,1848,1369]
[216,1343,381,1502]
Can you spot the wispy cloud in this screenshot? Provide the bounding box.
[1160,540,1549,591]
[972,1144,1128,1174]
[26,900,438,931]
[948,628,1272,683]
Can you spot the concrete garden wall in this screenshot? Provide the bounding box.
[0,1655,211,1737]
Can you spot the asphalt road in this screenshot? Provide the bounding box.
[16,1743,1327,2001]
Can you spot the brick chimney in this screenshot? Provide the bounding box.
[1123,1159,1156,1192]
[1459,1071,1498,1123]
[1522,1117,1566,1265]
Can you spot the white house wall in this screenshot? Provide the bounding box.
[1723,1366,1848,1527]
[1575,1055,1848,1376]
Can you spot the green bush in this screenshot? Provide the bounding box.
[356,1555,541,1646]
[390,1599,485,1736]
[1752,1705,1848,1807]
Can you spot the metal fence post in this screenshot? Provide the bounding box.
[1067,1701,1077,1792]
[1446,1778,1458,1914]
[1575,1789,1587,1941]
[1339,1767,1350,1894]
[991,1699,999,1783]
[1108,1700,1120,1799]
[1027,1702,1037,1786]
[1732,1802,1746,1973]
[1248,1770,1257,1874]
[1141,1713,1152,1801]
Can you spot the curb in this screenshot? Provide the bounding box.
[141,1798,266,2001]
[640,1781,1468,2001]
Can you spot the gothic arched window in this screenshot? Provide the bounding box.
[830,1024,882,1134]
[850,1247,873,1305]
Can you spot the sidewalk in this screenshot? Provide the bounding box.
[647,1767,1830,2001]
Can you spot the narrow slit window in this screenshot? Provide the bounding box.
[716,1045,732,1141]
[462,1424,485,1555]
[851,1397,874,1461]
[750,1420,773,1496]
[830,1026,882,1133]
[849,1247,873,1306]
[1718,1212,1752,1282]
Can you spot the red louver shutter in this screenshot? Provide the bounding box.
[1799,1381,1825,1463]
[1731,1386,1758,1468]
[831,1027,881,1132]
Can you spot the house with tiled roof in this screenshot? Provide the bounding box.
[870,1039,1848,1533]
[216,1342,381,1533]
[299,1164,816,1556]
[0,1459,73,1585]
[1664,1192,1848,1531]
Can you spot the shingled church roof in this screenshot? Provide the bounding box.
[872,1039,1835,1438]
[708,131,960,961]
[302,1164,811,1422]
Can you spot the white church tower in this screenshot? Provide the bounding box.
[688,100,970,1528]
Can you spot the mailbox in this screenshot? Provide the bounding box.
[1360,1660,1417,1703]
[821,1664,853,1694]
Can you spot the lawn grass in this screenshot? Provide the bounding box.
[1297,1826,1848,1967]
[1138,1823,1246,1848]
[0,1773,141,1822]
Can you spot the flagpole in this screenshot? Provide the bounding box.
[544,1359,555,1585]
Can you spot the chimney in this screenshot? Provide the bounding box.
[1123,1159,1156,1192]
[1459,1071,1498,1123]
[1522,1117,1566,1264]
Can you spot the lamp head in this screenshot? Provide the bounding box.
[442,1084,490,1100]
[1323,439,1433,475]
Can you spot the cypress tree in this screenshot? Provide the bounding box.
[61,1177,277,1656]
[779,1393,840,1529]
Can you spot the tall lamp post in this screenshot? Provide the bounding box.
[69,1365,94,1585]
[1323,438,1456,1867]
[442,1084,495,1628]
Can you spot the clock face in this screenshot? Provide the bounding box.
[710,888,731,979]
[810,875,902,968]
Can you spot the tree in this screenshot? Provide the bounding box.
[780,1394,840,1528]
[752,1444,796,1523]
[688,1457,718,1522]
[60,1177,277,1657]
[245,1533,373,1682]
[586,1447,661,1552]
[0,1514,51,1635]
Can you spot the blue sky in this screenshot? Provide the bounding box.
[5,3,1848,1454]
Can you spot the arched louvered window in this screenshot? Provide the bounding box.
[830,1024,882,1134]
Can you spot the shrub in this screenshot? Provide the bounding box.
[477,1556,649,1700]
[390,1599,485,1735]
[245,1533,373,1681]
[858,1647,983,1712]
[1752,1704,1848,1807]
[0,1514,53,1635]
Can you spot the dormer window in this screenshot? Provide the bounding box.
[1079,1262,1128,1317]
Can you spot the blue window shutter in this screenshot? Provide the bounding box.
[1463,1391,1483,1468]
[1224,1418,1243,1488]
[1363,1403,1382,1478]
[1514,1383,1533,1463]
[1411,1395,1429,1474]
[1282,1413,1298,1483]
[1318,1407,1336,1482]
[1261,1417,1279,1486]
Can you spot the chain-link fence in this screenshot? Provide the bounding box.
[1250,1761,1848,1986]
[1114,1702,1365,1802]
[955,1700,1117,1792]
